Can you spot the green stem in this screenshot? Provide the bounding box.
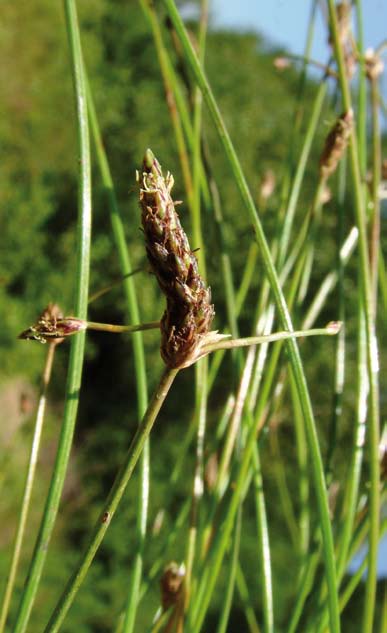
[88,269,143,304]
[12,2,92,630]
[216,507,242,633]
[327,4,380,630]
[85,320,160,334]
[202,324,340,355]
[302,227,358,331]
[185,2,209,605]
[190,0,208,276]
[44,367,179,632]
[86,69,150,633]
[139,0,193,207]
[185,358,208,606]
[369,76,381,315]
[252,445,274,633]
[278,83,327,267]
[0,343,56,633]
[236,563,261,633]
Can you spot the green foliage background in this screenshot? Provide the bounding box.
[0,1,385,632]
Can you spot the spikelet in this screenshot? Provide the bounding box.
[319,110,353,180]
[328,2,356,80]
[138,149,214,368]
[160,562,185,611]
[18,304,85,344]
[364,48,384,81]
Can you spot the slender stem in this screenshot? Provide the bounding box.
[139,0,193,207]
[252,445,274,633]
[86,68,150,633]
[12,2,92,631]
[44,367,179,632]
[85,320,160,333]
[354,0,367,174]
[278,82,328,267]
[325,157,346,479]
[269,409,300,550]
[190,0,208,276]
[88,269,143,304]
[287,540,321,633]
[327,4,380,630]
[185,3,208,606]
[281,52,337,77]
[202,324,340,355]
[215,507,242,633]
[297,178,327,303]
[302,227,358,331]
[369,76,381,316]
[216,345,256,494]
[185,358,208,607]
[236,563,261,633]
[315,308,368,633]
[0,343,56,633]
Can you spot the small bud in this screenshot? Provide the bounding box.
[328,3,356,80]
[151,509,165,536]
[320,184,332,205]
[273,57,291,71]
[259,169,276,201]
[326,321,342,335]
[364,48,384,81]
[204,452,219,492]
[319,110,353,180]
[19,304,87,344]
[343,50,357,80]
[160,562,185,611]
[328,481,340,518]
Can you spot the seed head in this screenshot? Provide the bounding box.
[329,2,352,47]
[319,110,353,180]
[160,562,185,611]
[364,48,384,81]
[138,150,214,368]
[259,169,275,201]
[19,304,87,343]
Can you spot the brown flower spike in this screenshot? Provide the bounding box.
[160,561,185,611]
[319,110,353,180]
[138,149,215,368]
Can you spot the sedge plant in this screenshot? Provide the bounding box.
[1,2,385,633]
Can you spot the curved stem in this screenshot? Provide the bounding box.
[44,367,179,632]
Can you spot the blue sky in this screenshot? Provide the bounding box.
[210,0,387,63]
[209,0,387,580]
[210,0,387,104]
